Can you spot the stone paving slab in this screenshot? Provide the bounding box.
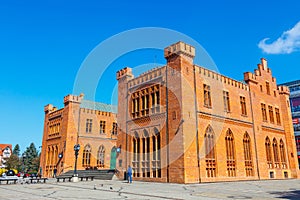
[0,178,300,199]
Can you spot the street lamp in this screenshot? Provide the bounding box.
[73,144,80,182]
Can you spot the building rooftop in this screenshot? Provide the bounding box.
[279,80,300,87]
[80,100,117,113]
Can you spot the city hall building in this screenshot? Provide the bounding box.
[40,94,117,177]
[116,41,299,183]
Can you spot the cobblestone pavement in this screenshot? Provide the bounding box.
[0,178,300,199]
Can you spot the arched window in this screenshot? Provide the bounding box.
[265,137,273,168]
[243,132,253,176]
[82,144,91,167]
[152,128,161,178]
[54,146,58,165]
[204,125,216,177]
[51,146,55,166]
[273,138,280,168]
[226,129,236,177]
[46,147,51,166]
[132,132,140,177]
[142,130,150,177]
[280,139,287,169]
[97,145,105,168]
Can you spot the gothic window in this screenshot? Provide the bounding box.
[226,129,236,177]
[243,133,253,176]
[97,145,105,168]
[99,120,106,134]
[204,84,212,107]
[273,138,280,168]
[153,128,161,178]
[275,108,281,125]
[132,132,140,177]
[82,144,91,167]
[261,103,267,122]
[269,106,274,124]
[223,91,230,112]
[279,139,287,169]
[86,119,92,133]
[265,137,273,168]
[205,126,216,177]
[112,122,118,135]
[240,96,247,116]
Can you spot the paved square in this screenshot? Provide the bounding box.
[0,178,300,199]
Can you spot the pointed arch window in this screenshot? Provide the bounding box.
[265,137,273,168]
[82,145,91,167]
[97,145,105,168]
[152,128,161,178]
[142,130,150,177]
[273,138,280,168]
[226,129,236,177]
[132,132,140,177]
[279,139,287,169]
[204,126,216,177]
[243,133,253,176]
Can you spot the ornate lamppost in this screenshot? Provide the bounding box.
[73,144,80,182]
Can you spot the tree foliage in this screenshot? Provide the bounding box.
[12,144,20,156]
[5,154,21,171]
[22,143,39,173]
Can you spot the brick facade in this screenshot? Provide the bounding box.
[116,41,299,183]
[40,94,117,177]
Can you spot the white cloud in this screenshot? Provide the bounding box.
[258,21,300,54]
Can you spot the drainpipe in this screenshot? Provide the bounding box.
[165,65,170,182]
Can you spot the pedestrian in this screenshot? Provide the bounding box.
[53,168,57,178]
[127,165,132,183]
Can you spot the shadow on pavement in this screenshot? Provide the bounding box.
[270,189,300,200]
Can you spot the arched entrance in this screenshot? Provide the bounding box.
[110,147,117,169]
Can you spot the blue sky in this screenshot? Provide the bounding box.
[1,0,300,152]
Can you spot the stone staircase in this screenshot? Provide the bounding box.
[60,169,115,180]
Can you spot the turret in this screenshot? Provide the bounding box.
[164,41,195,64]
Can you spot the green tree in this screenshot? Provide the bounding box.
[12,144,20,156]
[5,154,21,171]
[23,143,39,173]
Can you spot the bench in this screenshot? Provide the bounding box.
[56,175,94,182]
[29,177,48,183]
[79,176,94,181]
[56,176,73,182]
[0,178,18,184]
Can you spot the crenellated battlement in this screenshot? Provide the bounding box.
[63,93,84,105]
[44,104,57,114]
[278,85,290,95]
[196,65,249,91]
[128,66,165,89]
[244,72,258,84]
[116,67,134,81]
[48,108,63,119]
[164,41,195,60]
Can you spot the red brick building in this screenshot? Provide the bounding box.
[116,41,299,183]
[40,94,117,177]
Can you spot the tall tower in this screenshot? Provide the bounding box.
[116,67,134,174]
[164,41,199,183]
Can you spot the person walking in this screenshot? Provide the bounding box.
[127,165,132,183]
[53,168,57,178]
